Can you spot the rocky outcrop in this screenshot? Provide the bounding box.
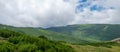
[111,38,120,43]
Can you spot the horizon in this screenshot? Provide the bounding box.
[1,23,120,28]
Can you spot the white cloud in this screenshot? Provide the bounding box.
[72,0,120,24]
[0,0,120,28]
[104,0,120,24]
[0,0,77,28]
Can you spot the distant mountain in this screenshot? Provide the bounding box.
[0,24,89,43]
[47,24,120,42]
[1,24,120,43]
[1,26,120,52]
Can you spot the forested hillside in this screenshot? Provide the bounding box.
[1,24,120,52]
[0,29,74,52]
[1,24,120,43]
[0,24,89,43]
[47,24,120,42]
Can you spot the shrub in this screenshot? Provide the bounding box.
[17,44,37,52]
[0,42,15,52]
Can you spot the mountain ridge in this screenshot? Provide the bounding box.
[0,24,89,43]
[1,24,120,43]
[47,24,120,41]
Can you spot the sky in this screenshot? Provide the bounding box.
[0,0,120,28]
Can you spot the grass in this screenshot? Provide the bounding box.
[69,44,120,52]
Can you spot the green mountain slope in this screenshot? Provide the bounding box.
[0,24,89,43]
[1,24,120,43]
[1,24,120,52]
[0,29,74,52]
[1,27,120,52]
[47,24,120,42]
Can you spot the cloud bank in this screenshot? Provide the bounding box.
[0,0,120,28]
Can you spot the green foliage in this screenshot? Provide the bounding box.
[38,36,48,40]
[0,29,22,38]
[0,42,15,52]
[17,44,37,52]
[8,35,40,44]
[0,29,74,52]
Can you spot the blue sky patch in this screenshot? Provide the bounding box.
[90,5,105,11]
[75,0,115,13]
[79,0,87,2]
